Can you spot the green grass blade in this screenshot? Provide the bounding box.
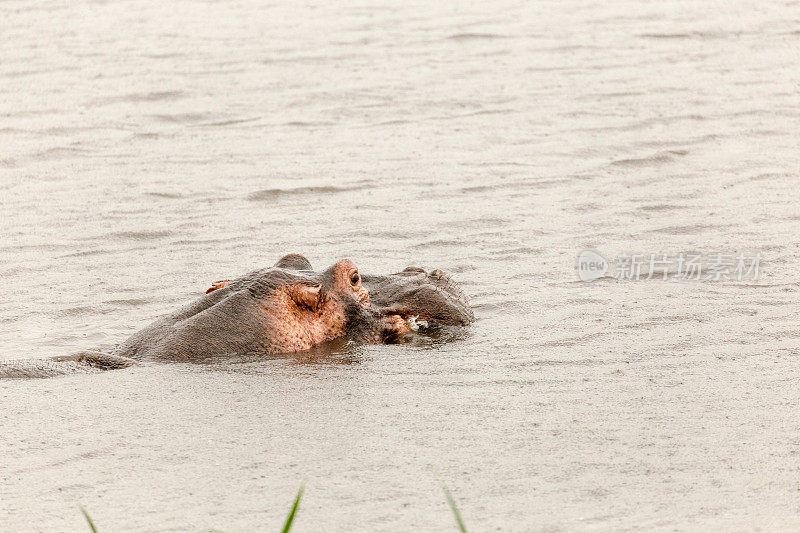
[80,506,98,533]
[280,485,304,533]
[442,486,467,533]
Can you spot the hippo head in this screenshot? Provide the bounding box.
[269,255,476,340]
[228,254,474,329]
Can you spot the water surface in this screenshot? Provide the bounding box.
[2,0,800,531]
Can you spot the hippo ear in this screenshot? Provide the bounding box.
[397,266,425,276]
[275,254,314,271]
[289,283,324,311]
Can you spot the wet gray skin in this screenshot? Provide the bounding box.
[0,254,472,378]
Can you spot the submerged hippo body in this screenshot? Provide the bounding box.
[122,254,474,362]
[0,254,473,378]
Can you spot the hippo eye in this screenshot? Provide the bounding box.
[349,271,360,286]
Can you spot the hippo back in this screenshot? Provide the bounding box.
[114,267,318,361]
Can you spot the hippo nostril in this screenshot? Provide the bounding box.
[349,271,360,286]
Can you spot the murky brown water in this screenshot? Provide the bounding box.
[2,0,800,531]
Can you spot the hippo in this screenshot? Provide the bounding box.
[0,254,473,378]
[114,256,410,362]
[203,254,474,329]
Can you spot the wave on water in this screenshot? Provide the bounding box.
[446,33,508,41]
[109,230,173,240]
[246,185,366,200]
[610,149,688,168]
[88,91,187,107]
